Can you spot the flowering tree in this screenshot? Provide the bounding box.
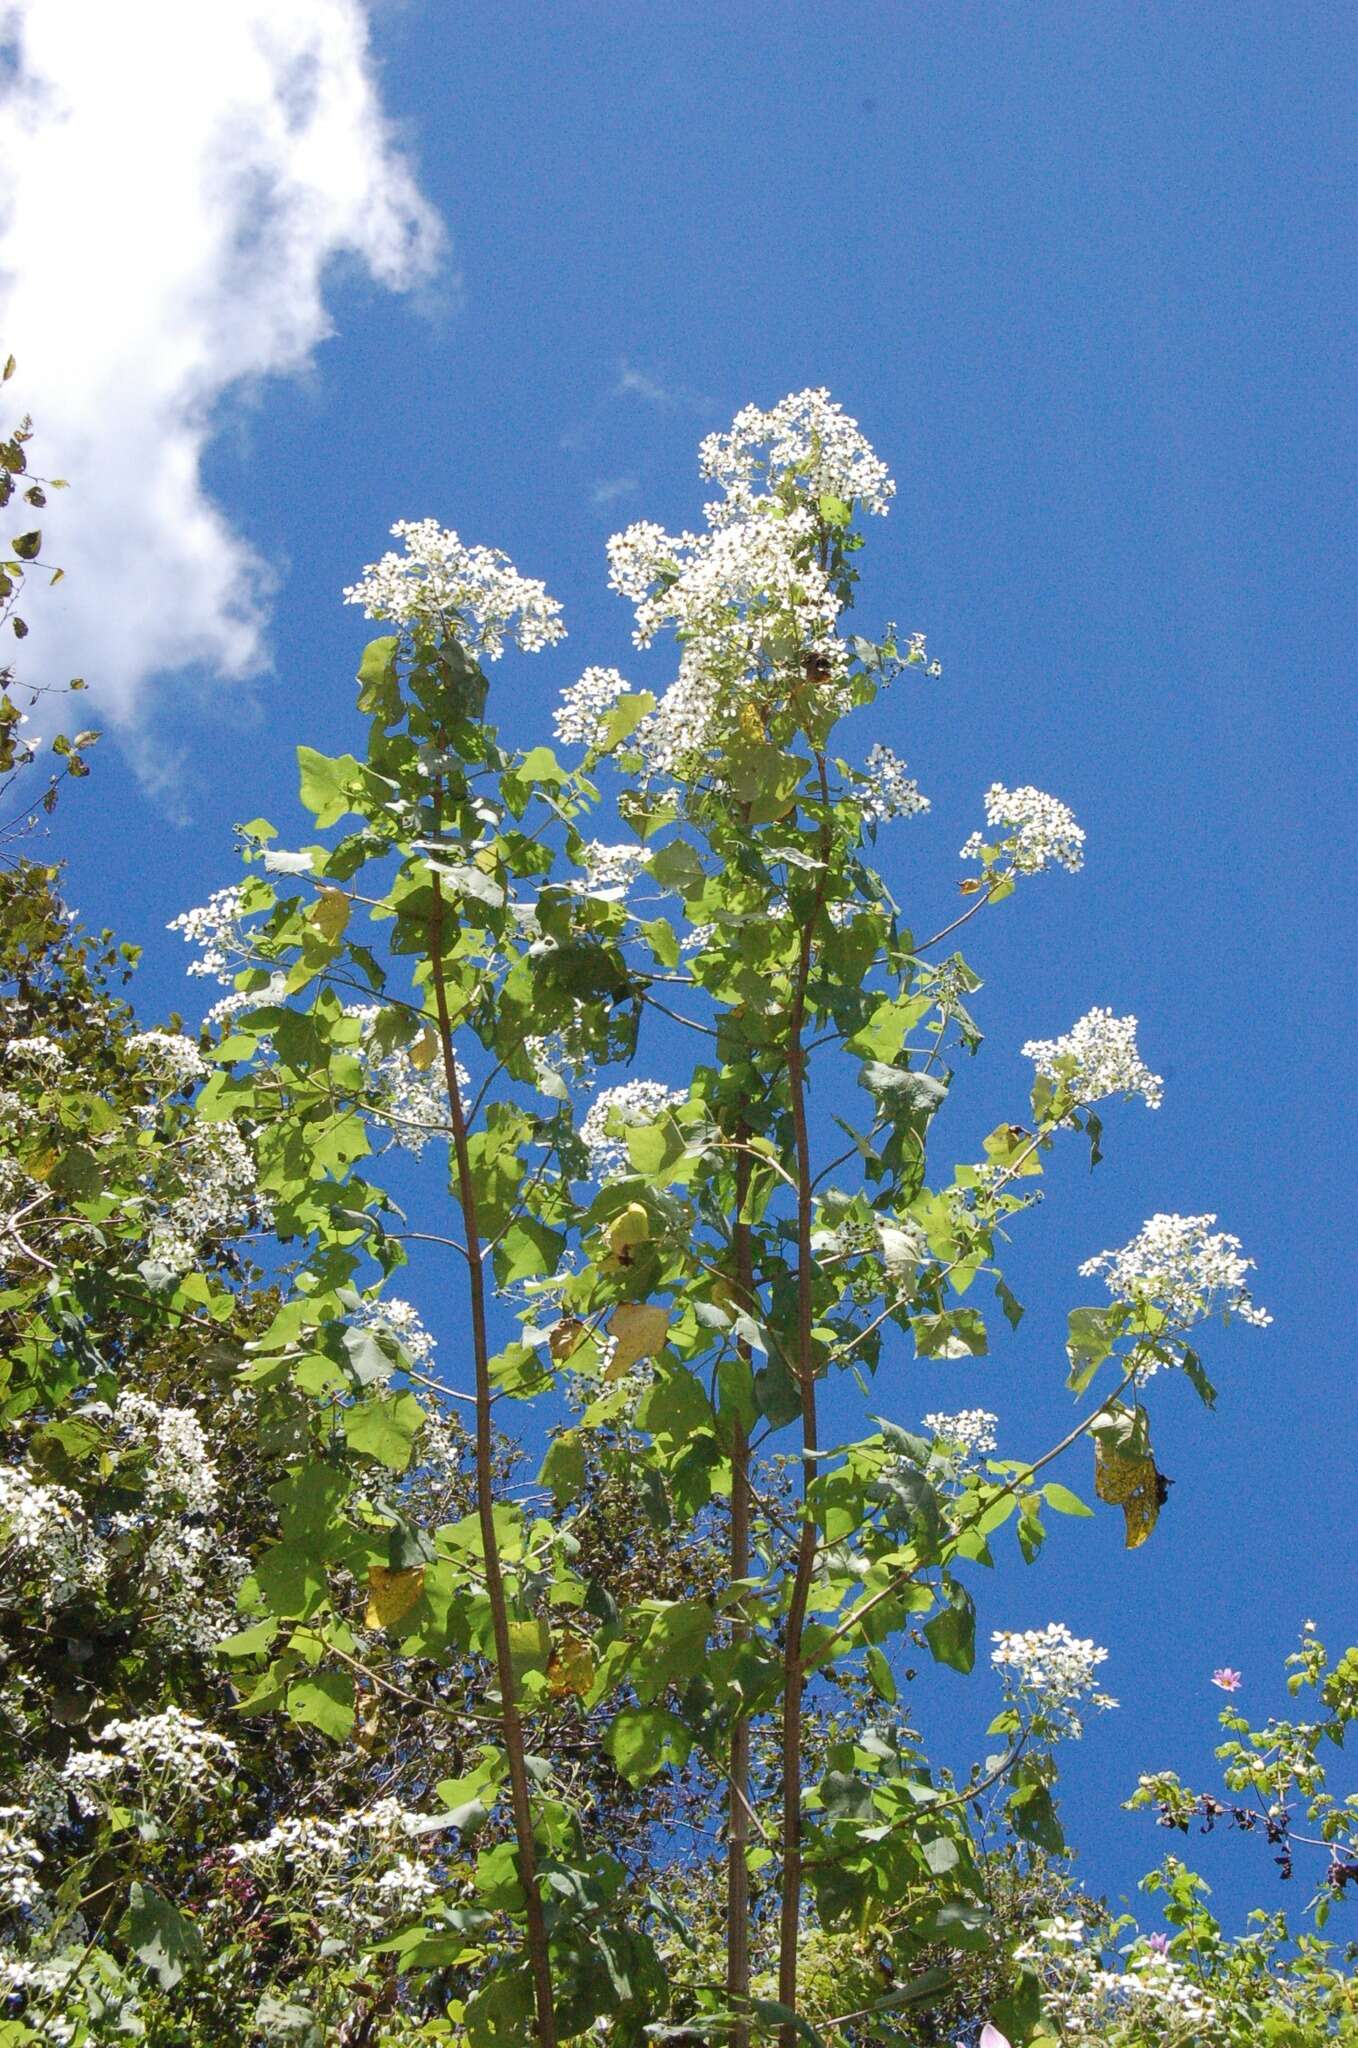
[0,389,1284,2045]
[145,390,1268,2045]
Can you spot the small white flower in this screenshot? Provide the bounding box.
[922,1408,998,1469]
[127,1030,207,1092]
[1022,1008,1162,1110]
[344,519,565,656]
[168,884,250,986]
[860,743,930,824]
[1079,1212,1270,1338]
[554,665,632,748]
[960,783,1085,875]
[698,388,895,519]
[991,1621,1116,1738]
[4,1036,66,1075]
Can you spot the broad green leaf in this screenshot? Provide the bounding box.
[122,1882,202,1989]
[286,1672,355,1741]
[343,1392,424,1471]
[297,745,363,827]
[924,1586,976,1673]
[605,1706,692,1783]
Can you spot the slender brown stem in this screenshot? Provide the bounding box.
[777,755,832,2046]
[427,807,558,2047]
[726,1139,754,2046]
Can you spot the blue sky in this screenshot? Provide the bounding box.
[7,1,1354,1932]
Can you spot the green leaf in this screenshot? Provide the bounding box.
[492,1218,564,1287]
[1009,1773,1065,1853]
[859,1062,948,1126]
[1042,1482,1093,1517]
[507,1618,552,1680]
[343,1392,424,1471]
[1066,1304,1122,1393]
[286,1672,355,1741]
[605,1707,692,1783]
[216,1619,279,1659]
[723,736,807,823]
[10,530,40,560]
[428,857,506,910]
[924,1586,976,1673]
[910,1898,991,1949]
[598,689,655,751]
[464,1966,536,2047]
[297,745,363,827]
[356,634,400,717]
[538,1431,587,1507]
[123,1882,203,1989]
[865,1645,897,1703]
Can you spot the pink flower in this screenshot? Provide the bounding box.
[1146,1931,1170,1955]
[1212,1667,1242,1692]
[980,2029,1012,2048]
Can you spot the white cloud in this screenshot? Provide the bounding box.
[613,358,710,413]
[0,0,444,723]
[590,475,638,507]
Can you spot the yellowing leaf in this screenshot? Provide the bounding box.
[310,889,350,942]
[605,1204,651,1261]
[547,1633,596,1698]
[408,1027,438,1072]
[1094,1440,1166,1550]
[366,1565,425,1630]
[607,1303,669,1378]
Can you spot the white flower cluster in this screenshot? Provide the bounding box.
[54,1392,245,1651]
[697,387,895,520]
[960,783,1086,875]
[594,391,896,780]
[112,1392,219,1514]
[570,840,651,898]
[609,505,841,669]
[1079,1212,1271,1334]
[343,1006,468,1156]
[61,1709,238,1813]
[1038,1939,1220,2038]
[4,1036,65,1076]
[229,1799,440,1932]
[343,518,566,657]
[553,665,632,748]
[859,743,930,824]
[146,1118,265,1272]
[127,1030,207,1093]
[923,1408,998,1462]
[0,1465,104,1609]
[990,1621,1117,1739]
[580,1080,686,1177]
[1022,1008,1163,1110]
[0,1807,44,1919]
[167,885,249,985]
[351,1295,437,1370]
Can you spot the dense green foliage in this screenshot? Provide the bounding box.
[0,384,1349,2045]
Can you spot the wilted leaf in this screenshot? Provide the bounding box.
[366,1565,425,1630]
[309,889,350,942]
[547,1633,596,1697]
[607,1302,669,1377]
